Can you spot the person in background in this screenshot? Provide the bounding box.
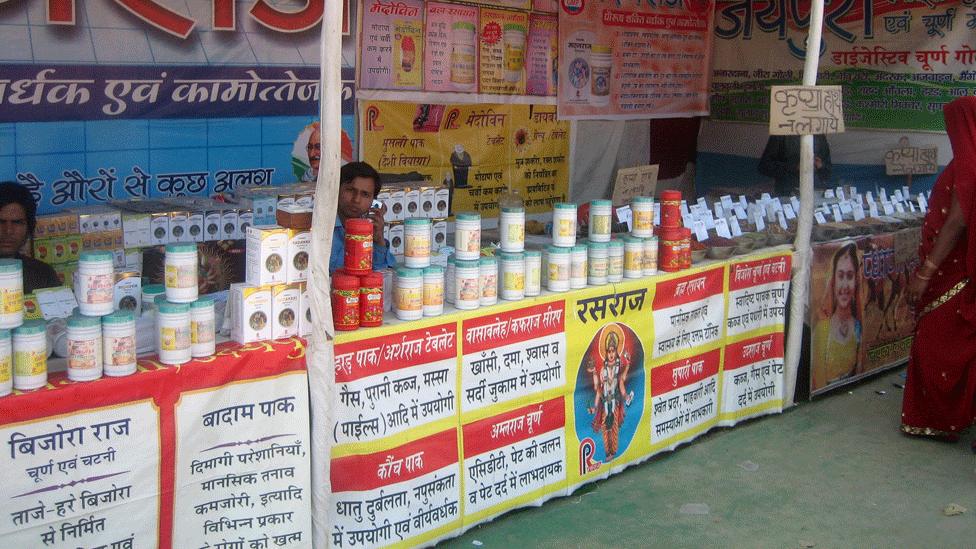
[758,134,832,196]
[330,162,396,273]
[811,241,862,390]
[0,181,61,293]
[902,97,976,447]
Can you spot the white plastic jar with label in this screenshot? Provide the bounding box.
[499,207,525,252]
[608,239,624,283]
[524,250,542,297]
[552,203,577,247]
[479,256,498,306]
[165,243,199,303]
[0,259,23,329]
[454,259,480,310]
[422,266,444,317]
[455,213,482,260]
[571,244,588,289]
[102,310,137,377]
[588,200,612,243]
[13,320,47,390]
[76,251,115,316]
[546,245,571,292]
[499,252,525,301]
[157,299,191,365]
[190,297,216,358]
[67,314,103,382]
[0,329,11,396]
[588,241,609,286]
[404,218,432,269]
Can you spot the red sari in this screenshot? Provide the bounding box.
[901,97,976,439]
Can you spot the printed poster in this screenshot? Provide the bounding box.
[558,0,715,119]
[565,283,653,489]
[425,3,480,93]
[721,332,786,424]
[172,373,312,549]
[526,15,559,97]
[361,100,569,216]
[479,8,529,95]
[1,402,160,548]
[711,1,976,130]
[361,0,426,90]
[809,230,918,395]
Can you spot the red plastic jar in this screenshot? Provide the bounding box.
[660,190,683,228]
[344,218,374,276]
[331,273,360,331]
[679,227,692,270]
[358,272,384,328]
[658,227,684,273]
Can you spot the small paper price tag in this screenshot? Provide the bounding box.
[693,220,709,242]
[893,189,904,202]
[616,205,633,232]
[894,201,906,213]
[908,201,917,213]
[918,196,927,213]
[721,195,735,210]
[902,185,911,198]
[853,202,866,221]
[654,203,661,225]
[739,195,749,209]
[824,189,835,199]
[839,200,853,214]
[682,213,693,228]
[831,204,843,223]
[836,186,845,200]
[868,202,879,218]
[697,197,708,209]
[713,202,725,220]
[866,191,875,204]
[880,188,889,202]
[814,211,827,224]
[882,201,895,215]
[680,200,690,216]
[730,216,743,237]
[715,217,732,239]
[790,196,800,213]
[783,203,796,220]
[754,209,766,232]
[760,192,772,202]
[734,205,748,220]
[777,211,788,230]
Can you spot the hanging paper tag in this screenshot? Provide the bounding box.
[654,203,661,225]
[729,216,743,237]
[616,205,633,232]
[783,203,796,220]
[715,217,732,239]
[693,220,709,242]
[831,204,843,223]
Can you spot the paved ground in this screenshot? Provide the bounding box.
[443,368,976,548]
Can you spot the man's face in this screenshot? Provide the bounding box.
[306,130,321,174]
[0,203,29,257]
[338,176,377,221]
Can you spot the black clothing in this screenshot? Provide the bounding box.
[758,135,832,196]
[19,254,62,293]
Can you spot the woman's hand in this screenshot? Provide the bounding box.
[907,271,930,308]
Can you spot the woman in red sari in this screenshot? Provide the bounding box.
[902,96,976,445]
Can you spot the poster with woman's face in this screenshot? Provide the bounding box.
[809,239,867,393]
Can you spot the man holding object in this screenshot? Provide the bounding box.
[329,162,396,273]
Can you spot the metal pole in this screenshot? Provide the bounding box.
[309,1,342,545]
[783,0,825,406]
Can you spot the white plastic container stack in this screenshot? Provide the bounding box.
[67,314,102,382]
[165,243,199,303]
[0,259,23,329]
[102,310,137,377]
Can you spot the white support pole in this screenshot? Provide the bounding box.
[783,0,825,406]
[309,2,343,546]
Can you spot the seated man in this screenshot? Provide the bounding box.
[330,162,396,273]
[0,181,61,293]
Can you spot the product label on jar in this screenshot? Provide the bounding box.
[503,222,524,245]
[571,259,587,279]
[14,349,45,376]
[503,270,525,291]
[548,262,568,281]
[481,274,497,298]
[68,338,99,370]
[625,250,642,271]
[396,287,423,311]
[0,353,10,382]
[458,228,480,253]
[423,283,444,306]
[557,219,574,237]
[83,273,114,304]
[1,287,23,314]
[105,335,136,366]
[191,320,215,344]
[405,233,430,258]
[458,276,480,302]
[609,255,624,274]
[591,214,611,236]
[633,209,654,230]
[160,326,190,351]
[165,264,197,289]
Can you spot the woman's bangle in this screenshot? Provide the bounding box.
[924,259,939,270]
[915,272,932,281]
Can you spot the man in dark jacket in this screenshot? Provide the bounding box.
[758,135,832,196]
[0,181,61,292]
